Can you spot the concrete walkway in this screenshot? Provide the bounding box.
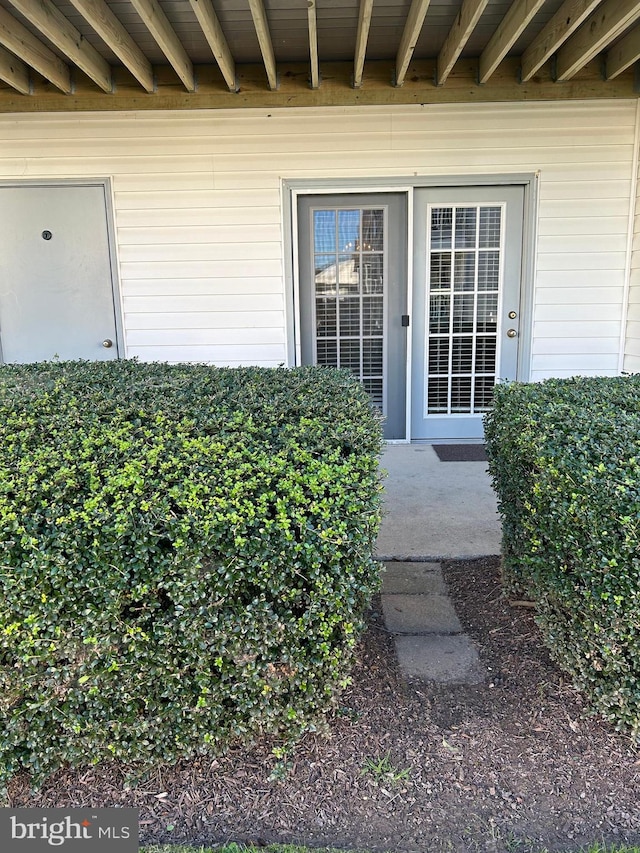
[375,444,501,561]
[374,445,501,684]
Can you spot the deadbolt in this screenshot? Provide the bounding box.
[508,310,517,319]
[506,329,518,338]
[102,339,113,348]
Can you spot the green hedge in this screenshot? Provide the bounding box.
[484,376,640,738]
[0,361,383,786]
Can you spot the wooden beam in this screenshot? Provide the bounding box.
[248,0,277,90]
[606,22,640,78]
[354,0,374,87]
[396,0,431,86]
[556,0,640,81]
[0,59,635,113]
[437,0,489,86]
[9,0,112,92]
[521,0,601,81]
[0,4,71,93]
[129,0,195,91]
[67,0,154,92]
[188,0,236,91]
[479,0,547,83]
[0,43,30,95]
[308,0,319,89]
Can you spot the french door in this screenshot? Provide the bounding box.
[297,186,524,441]
[411,186,524,441]
[297,193,408,439]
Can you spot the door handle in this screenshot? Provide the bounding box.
[506,329,518,338]
[102,339,113,348]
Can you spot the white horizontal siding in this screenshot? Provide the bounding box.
[535,304,622,322]
[118,242,283,263]
[0,100,635,375]
[536,271,625,290]
[127,311,283,330]
[623,101,640,375]
[124,279,283,297]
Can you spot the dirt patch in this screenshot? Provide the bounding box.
[6,557,640,852]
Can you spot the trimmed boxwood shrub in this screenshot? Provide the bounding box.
[0,361,383,786]
[484,376,640,738]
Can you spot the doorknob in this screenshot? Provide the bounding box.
[102,339,113,348]
[506,329,518,338]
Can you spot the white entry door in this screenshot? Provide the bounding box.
[0,183,120,363]
[411,186,524,441]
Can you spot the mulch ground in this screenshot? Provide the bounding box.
[6,557,640,852]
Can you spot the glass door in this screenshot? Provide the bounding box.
[297,193,408,439]
[411,186,524,441]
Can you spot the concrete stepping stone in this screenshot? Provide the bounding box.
[382,593,463,634]
[381,560,485,685]
[394,634,485,684]
[381,562,446,595]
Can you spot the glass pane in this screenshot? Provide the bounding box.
[361,209,384,251]
[451,337,473,374]
[363,339,383,375]
[317,339,337,367]
[451,376,472,412]
[428,337,449,375]
[477,294,498,332]
[453,252,475,292]
[479,207,501,248]
[363,297,384,336]
[361,255,383,294]
[427,376,449,413]
[313,210,336,253]
[338,253,360,293]
[452,293,474,333]
[363,378,383,408]
[478,251,500,291]
[316,298,336,338]
[431,208,452,249]
[424,202,505,419]
[338,210,361,253]
[475,336,497,373]
[474,376,496,412]
[455,207,477,248]
[315,254,337,294]
[340,339,360,372]
[339,297,360,337]
[311,206,386,414]
[430,253,451,290]
[429,294,450,334]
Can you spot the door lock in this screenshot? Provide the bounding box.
[508,310,517,319]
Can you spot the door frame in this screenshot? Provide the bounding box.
[285,174,537,442]
[0,177,124,362]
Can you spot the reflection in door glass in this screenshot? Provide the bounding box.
[426,204,503,415]
[313,207,385,408]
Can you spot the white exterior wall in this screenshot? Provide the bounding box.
[0,100,636,378]
[624,102,640,374]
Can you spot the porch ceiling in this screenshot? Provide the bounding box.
[0,0,638,111]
